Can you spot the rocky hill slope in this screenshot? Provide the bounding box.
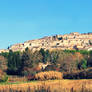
[0,32,92,53]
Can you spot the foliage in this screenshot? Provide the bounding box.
[39,48,50,63]
[81,59,87,69]
[63,68,92,79]
[7,50,22,75]
[50,51,59,64]
[78,59,87,69]
[0,52,9,58]
[21,48,41,76]
[0,70,8,82]
[0,49,92,80]
[0,56,7,71]
[45,64,60,71]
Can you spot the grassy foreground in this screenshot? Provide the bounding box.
[0,79,92,92]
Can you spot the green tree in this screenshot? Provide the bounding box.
[81,59,87,69]
[44,50,50,63]
[21,49,33,68]
[50,51,59,64]
[21,48,37,76]
[39,48,50,63]
[7,50,22,75]
[0,56,7,72]
[87,51,92,67]
[78,59,87,69]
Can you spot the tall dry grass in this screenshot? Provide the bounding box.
[35,71,63,80]
[8,76,27,83]
[0,80,92,92]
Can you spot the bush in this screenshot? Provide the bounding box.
[1,74,8,82]
[78,59,87,69]
[0,70,8,82]
[34,71,63,80]
[45,65,60,71]
[63,68,92,79]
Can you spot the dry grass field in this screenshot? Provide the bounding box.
[0,79,92,92]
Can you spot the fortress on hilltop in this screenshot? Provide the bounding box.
[0,32,92,53]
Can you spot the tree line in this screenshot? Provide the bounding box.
[0,48,92,78]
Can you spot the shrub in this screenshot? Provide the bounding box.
[63,68,92,79]
[78,59,87,69]
[1,74,8,82]
[0,70,8,82]
[0,56,7,71]
[45,65,60,71]
[22,68,36,76]
[34,71,63,80]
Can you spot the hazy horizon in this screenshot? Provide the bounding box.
[0,0,92,49]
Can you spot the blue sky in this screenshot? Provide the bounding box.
[0,0,92,49]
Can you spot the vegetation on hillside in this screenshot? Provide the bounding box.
[0,48,92,81]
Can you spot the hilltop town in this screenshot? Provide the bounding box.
[0,32,92,53]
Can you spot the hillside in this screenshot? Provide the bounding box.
[0,32,92,53]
